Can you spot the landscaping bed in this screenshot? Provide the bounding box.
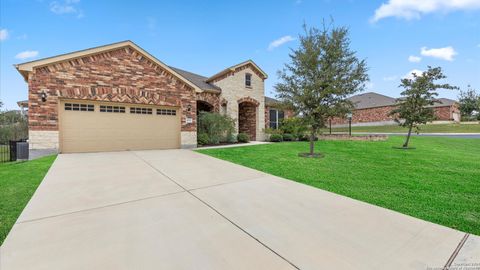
[197,136,480,235]
[322,123,480,133]
[318,134,388,141]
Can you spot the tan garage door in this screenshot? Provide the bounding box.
[59,100,181,153]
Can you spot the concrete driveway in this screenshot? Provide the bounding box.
[1,150,478,269]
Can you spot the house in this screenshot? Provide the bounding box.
[15,40,288,153]
[331,92,460,126]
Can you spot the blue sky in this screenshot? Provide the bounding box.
[1,0,479,109]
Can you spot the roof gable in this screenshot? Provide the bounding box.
[206,60,268,83]
[15,40,202,92]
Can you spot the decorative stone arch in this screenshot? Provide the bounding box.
[196,92,220,114]
[237,96,260,106]
[237,96,259,141]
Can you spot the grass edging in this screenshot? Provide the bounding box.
[0,155,57,245]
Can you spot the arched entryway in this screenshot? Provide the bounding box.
[238,97,259,141]
[197,100,213,115]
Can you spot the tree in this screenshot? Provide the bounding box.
[458,86,480,120]
[275,22,369,156]
[390,67,457,148]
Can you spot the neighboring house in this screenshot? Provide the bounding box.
[331,92,460,126]
[265,97,287,129]
[14,40,284,153]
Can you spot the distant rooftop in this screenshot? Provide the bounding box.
[348,92,396,109]
[349,92,457,110]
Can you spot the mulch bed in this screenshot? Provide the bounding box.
[318,134,388,141]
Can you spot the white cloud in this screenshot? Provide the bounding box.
[15,50,39,60]
[383,75,398,81]
[50,0,83,17]
[408,55,422,62]
[16,34,28,40]
[420,46,457,61]
[0,29,8,41]
[403,69,423,79]
[268,35,295,51]
[366,82,375,90]
[371,0,480,22]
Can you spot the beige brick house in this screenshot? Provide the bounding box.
[15,40,288,153]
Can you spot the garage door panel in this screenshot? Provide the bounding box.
[59,101,180,153]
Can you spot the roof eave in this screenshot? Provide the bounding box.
[205,60,268,83]
[14,40,203,92]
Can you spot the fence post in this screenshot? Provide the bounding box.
[9,140,17,162]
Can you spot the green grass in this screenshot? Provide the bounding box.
[321,123,480,133]
[197,136,480,235]
[0,155,56,245]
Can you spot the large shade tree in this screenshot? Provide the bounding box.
[458,86,480,120]
[390,67,457,148]
[275,23,369,156]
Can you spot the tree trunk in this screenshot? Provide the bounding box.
[403,124,413,148]
[309,130,316,156]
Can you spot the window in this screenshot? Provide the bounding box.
[130,107,152,114]
[65,103,94,112]
[221,104,227,115]
[156,109,177,116]
[245,73,252,87]
[100,105,125,113]
[269,109,284,129]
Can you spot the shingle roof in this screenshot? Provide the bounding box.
[348,92,397,109]
[265,96,280,106]
[168,66,221,93]
[430,98,457,107]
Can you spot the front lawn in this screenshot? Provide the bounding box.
[197,136,480,235]
[321,123,480,133]
[0,155,56,245]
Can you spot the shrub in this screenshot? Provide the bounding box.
[197,133,210,145]
[264,127,283,135]
[282,133,294,141]
[197,112,235,144]
[0,110,28,144]
[237,133,250,143]
[279,117,307,139]
[269,134,283,142]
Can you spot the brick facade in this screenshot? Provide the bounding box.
[238,102,257,140]
[264,105,294,129]
[28,47,197,133]
[196,92,221,113]
[434,105,457,121]
[331,104,459,125]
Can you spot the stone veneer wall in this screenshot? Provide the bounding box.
[27,46,197,149]
[212,66,266,141]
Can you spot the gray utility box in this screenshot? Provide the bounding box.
[16,142,29,160]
